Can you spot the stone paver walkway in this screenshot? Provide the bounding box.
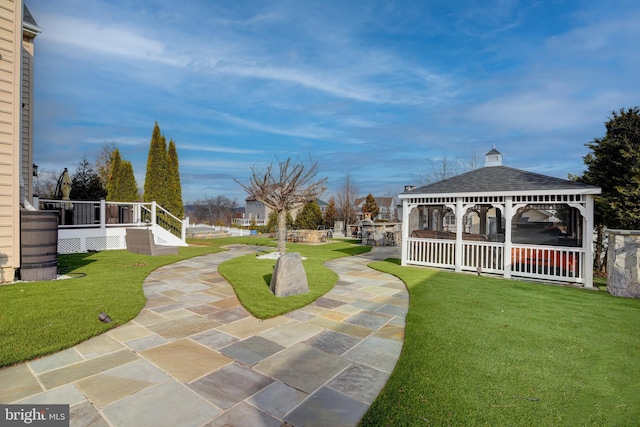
[0,245,406,426]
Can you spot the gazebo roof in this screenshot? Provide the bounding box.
[403,165,600,196]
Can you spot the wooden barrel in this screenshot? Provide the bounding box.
[20,211,59,281]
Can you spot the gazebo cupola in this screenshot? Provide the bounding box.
[484,146,503,167]
[398,148,601,288]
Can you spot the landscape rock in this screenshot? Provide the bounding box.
[270,252,309,297]
[607,230,640,298]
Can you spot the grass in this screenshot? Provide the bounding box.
[3,234,638,425]
[0,235,358,366]
[218,239,370,319]
[0,244,224,368]
[359,260,640,426]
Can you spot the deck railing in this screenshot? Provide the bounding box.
[36,199,186,253]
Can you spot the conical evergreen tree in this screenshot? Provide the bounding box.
[362,193,380,219]
[108,149,139,201]
[106,149,123,201]
[166,138,184,217]
[143,122,168,204]
[324,196,338,228]
[119,160,140,201]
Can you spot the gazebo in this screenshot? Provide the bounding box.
[399,148,601,288]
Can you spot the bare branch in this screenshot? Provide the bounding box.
[234,157,327,253]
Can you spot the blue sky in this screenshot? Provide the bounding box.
[27,0,640,203]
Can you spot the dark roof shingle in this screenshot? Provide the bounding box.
[404,166,600,195]
[23,4,38,28]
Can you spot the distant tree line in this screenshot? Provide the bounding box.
[187,195,239,226]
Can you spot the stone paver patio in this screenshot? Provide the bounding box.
[0,245,407,426]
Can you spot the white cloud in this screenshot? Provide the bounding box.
[207,110,340,141]
[39,14,181,66]
[179,142,262,155]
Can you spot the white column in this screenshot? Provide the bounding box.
[401,199,410,266]
[584,196,595,288]
[151,201,157,227]
[454,197,463,272]
[504,196,513,279]
[99,198,106,229]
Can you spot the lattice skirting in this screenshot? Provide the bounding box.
[58,235,126,254]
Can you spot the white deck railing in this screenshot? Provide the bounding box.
[406,238,585,284]
[37,199,187,253]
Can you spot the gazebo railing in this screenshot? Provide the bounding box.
[510,244,584,282]
[406,237,585,283]
[461,241,504,274]
[406,238,455,268]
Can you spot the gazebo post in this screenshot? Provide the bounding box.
[584,196,595,288]
[401,198,410,266]
[454,198,463,272]
[504,196,513,279]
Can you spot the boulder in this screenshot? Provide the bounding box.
[270,252,309,297]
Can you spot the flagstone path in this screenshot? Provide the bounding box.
[0,245,406,427]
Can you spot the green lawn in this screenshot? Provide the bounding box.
[359,260,640,426]
[218,240,370,318]
[3,236,639,426]
[0,244,224,367]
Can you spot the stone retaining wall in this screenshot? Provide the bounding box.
[607,229,640,298]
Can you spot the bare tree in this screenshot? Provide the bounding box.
[335,173,359,235]
[235,158,327,254]
[418,152,481,185]
[464,149,481,172]
[418,155,459,185]
[34,168,62,199]
[95,142,117,189]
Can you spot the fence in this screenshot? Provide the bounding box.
[406,237,585,283]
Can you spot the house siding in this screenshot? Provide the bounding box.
[0,0,23,282]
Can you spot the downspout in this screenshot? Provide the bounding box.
[20,10,40,212]
[18,23,36,212]
[20,172,37,211]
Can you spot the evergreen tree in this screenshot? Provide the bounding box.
[580,107,640,229]
[119,160,140,201]
[166,138,184,217]
[107,149,139,201]
[362,193,380,219]
[143,122,167,205]
[106,149,123,201]
[295,200,323,229]
[267,209,293,232]
[69,156,106,200]
[577,106,640,269]
[323,196,339,228]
